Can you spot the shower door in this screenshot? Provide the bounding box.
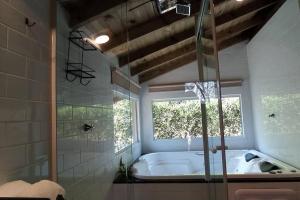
[195,0,228,199]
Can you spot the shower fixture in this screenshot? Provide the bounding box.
[185,81,217,103]
[83,123,94,132]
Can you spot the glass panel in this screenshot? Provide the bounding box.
[193,0,228,199]
[56,1,135,200]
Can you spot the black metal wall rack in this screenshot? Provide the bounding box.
[66,30,97,86]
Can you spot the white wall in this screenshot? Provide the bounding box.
[141,42,255,153]
[247,0,300,168]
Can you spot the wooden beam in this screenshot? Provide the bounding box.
[118,28,196,66]
[101,0,201,52]
[148,79,243,92]
[130,42,215,76]
[66,0,126,28]
[248,0,286,39]
[213,16,265,41]
[131,40,197,76]
[119,0,276,67]
[111,68,141,94]
[218,34,249,50]
[131,17,262,76]
[106,0,276,53]
[138,33,249,83]
[214,0,277,27]
[139,51,197,83]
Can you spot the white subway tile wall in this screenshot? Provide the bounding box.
[56,4,141,200]
[0,0,50,184]
[248,0,300,168]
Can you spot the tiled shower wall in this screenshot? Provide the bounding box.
[56,4,141,200]
[248,0,300,168]
[0,0,51,184]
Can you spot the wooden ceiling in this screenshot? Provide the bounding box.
[61,0,285,84]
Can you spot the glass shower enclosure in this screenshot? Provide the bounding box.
[194,0,228,199]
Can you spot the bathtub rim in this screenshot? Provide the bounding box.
[131,150,300,181]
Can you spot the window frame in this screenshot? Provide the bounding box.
[151,94,244,141]
[113,90,140,154]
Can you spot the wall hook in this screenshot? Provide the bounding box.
[25,18,36,27]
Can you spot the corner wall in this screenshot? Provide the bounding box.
[0,0,51,184]
[247,0,300,168]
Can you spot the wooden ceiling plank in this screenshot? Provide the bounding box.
[138,33,249,83]
[215,17,264,41]
[139,51,197,83]
[131,16,263,76]
[131,41,196,76]
[101,0,201,52]
[214,0,277,27]
[120,0,277,67]
[248,0,286,39]
[67,0,126,28]
[118,28,196,66]
[106,0,276,52]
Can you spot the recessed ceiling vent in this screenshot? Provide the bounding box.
[176,1,191,16]
[156,0,191,16]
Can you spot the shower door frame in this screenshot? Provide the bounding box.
[196,0,228,199]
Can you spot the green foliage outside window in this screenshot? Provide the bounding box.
[152,97,242,139]
[113,98,133,153]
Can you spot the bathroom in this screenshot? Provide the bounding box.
[0,0,300,200]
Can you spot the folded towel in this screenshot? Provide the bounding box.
[245,153,259,162]
[259,161,280,172]
[17,180,65,200]
[0,180,32,197]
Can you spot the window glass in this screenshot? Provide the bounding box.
[113,92,139,153]
[152,96,242,140]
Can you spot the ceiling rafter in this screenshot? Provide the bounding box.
[214,0,277,27]
[139,50,197,84]
[118,0,277,67]
[100,0,202,52]
[118,28,196,66]
[138,33,250,83]
[131,15,265,76]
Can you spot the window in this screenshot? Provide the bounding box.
[113,92,139,153]
[152,96,242,140]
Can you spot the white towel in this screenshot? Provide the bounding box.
[18,180,65,200]
[0,180,32,197]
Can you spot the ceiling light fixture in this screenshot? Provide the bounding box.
[95,35,110,44]
[236,0,244,2]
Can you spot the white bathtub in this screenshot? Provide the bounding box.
[131,150,300,180]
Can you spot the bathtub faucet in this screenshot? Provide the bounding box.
[211,145,228,153]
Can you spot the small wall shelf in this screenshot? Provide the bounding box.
[66,30,97,86]
[69,30,97,51]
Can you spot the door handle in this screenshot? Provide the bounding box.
[211,145,228,153]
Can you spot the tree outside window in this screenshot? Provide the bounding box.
[152,96,242,140]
